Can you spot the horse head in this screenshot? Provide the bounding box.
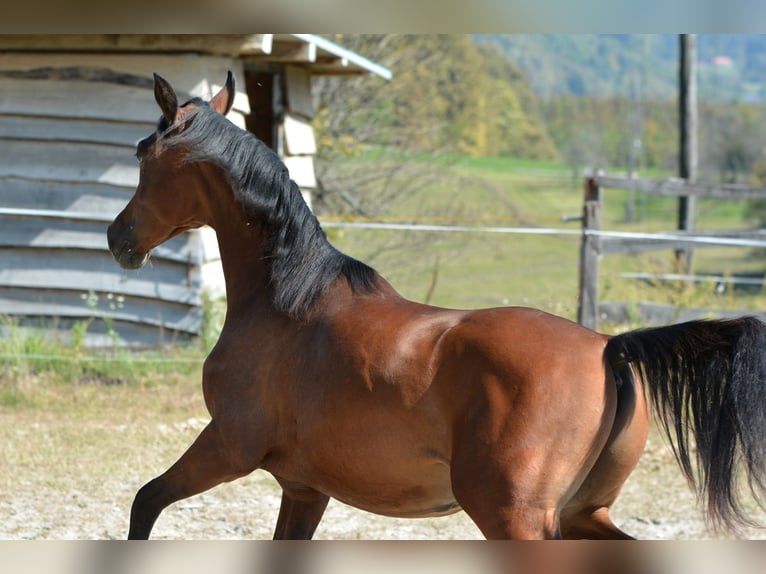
[107,71,236,269]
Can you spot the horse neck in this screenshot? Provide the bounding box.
[199,160,383,320]
[204,181,272,313]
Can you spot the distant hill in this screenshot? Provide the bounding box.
[474,35,766,103]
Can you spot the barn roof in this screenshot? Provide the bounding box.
[0,34,392,80]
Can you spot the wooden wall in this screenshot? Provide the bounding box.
[280,66,318,207]
[0,54,248,346]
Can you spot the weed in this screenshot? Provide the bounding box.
[200,290,226,354]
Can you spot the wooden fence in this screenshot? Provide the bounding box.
[577,173,766,330]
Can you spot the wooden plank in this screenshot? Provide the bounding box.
[0,218,109,251]
[603,238,708,255]
[0,139,138,186]
[262,41,317,64]
[0,216,198,263]
[285,65,315,118]
[0,248,200,305]
[595,174,766,200]
[0,114,153,146]
[0,53,249,114]
[283,112,317,155]
[0,286,199,333]
[602,229,766,255]
[0,78,159,123]
[283,155,317,189]
[0,178,130,214]
[0,35,271,58]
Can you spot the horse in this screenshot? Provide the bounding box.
[107,71,766,539]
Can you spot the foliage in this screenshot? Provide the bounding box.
[0,283,237,407]
[475,34,766,103]
[317,35,557,159]
[700,101,766,184]
[0,305,208,409]
[746,149,766,227]
[541,95,677,174]
[311,35,558,217]
[316,35,766,210]
[201,290,227,354]
[540,94,766,189]
[474,34,766,191]
[474,35,676,101]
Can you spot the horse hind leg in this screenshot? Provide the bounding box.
[560,506,634,540]
[452,464,563,539]
[450,431,563,539]
[560,370,650,540]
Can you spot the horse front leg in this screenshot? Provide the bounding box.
[271,478,330,540]
[128,421,258,539]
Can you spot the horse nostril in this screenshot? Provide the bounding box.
[107,221,126,254]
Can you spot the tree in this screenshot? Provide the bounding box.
[311,34,557,217]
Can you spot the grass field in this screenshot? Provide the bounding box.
[328,153,766,325]
[2,154,766,539]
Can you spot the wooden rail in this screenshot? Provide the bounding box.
[577,174,766,330]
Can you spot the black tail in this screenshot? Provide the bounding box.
[604,316,766,533]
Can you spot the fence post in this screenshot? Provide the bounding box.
[677,33,697,274]
[577,173,602,330]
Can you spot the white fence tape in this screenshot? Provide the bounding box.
[319,220,766,249]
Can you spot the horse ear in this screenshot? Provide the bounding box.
[153,73,178,124]
[209,70,236,116]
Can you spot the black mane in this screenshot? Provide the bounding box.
[164,99,380,319]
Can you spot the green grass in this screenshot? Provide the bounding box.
[328,153,766,333]
[327,154,586,314]
[452,154,571,174]
[0,313,205,414]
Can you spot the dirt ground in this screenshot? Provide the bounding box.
[2,407,765,541]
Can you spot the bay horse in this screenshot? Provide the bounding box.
[107,72,766,539]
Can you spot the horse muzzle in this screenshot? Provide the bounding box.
[107,219,150,270]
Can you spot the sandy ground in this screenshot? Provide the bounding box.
[2,404,765,541]
[4,469,762,541]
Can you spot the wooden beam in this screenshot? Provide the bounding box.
[244,70,277,149]
[285,65,315,118]
[602,237,759,255]
[577,175,602,330]
[258,40,317,64]
[677,34,698,272]
[0,35,274,56]
[598,301,766,327]
[594,175,766,200]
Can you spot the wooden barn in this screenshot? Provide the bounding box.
[0,34,390,346]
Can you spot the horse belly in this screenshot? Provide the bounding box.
[273,442,460,519]
[325,463,460,519]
